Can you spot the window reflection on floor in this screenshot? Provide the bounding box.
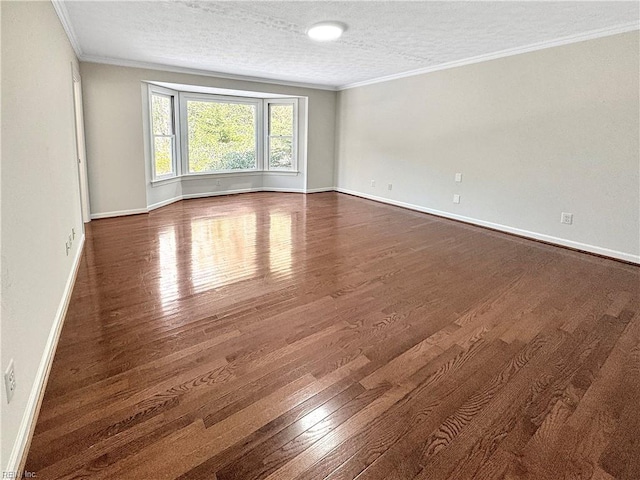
[158,225,178,311]
[269,212,292,277]
[190,213,257,293]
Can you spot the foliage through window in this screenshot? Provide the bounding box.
[151,93,175,177]
[268,103,294,170]
[186,100,257,173]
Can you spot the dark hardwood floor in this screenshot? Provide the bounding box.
[25,192,639,479]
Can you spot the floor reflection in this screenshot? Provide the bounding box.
[158,225,178,310]
[269,212,292,276]
[190,213,257,293]
[299,405,331,431]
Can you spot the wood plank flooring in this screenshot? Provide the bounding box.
[25,192,639,479]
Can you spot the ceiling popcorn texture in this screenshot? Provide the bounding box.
[62,1,639,88]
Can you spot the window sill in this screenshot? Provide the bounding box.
[262,170,299,176]
[150,176,181,187]
[151,170,299,186]
[182,170,261,180]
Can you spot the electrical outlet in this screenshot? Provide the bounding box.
[215,179,221,186]
[72,228,76,240]
[5,360,16,404]
[453,194,461,204]
[455,173,462,183]
[388,183,392,191]
[371,180,376,187]
[561,212,573,225]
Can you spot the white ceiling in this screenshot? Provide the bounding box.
[58,1,639,89]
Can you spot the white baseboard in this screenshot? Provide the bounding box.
[305,187,335,193]
[335,187,640,264]
[97,188,315,218]
[148,188,262,211]
[6,233,86,474]
[182,187,261,200]
[147,196,183,211]
[262,187,305,193]
[90,207,147,219]
[86,187,640,264]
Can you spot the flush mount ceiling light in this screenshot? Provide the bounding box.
[306,21,346,42]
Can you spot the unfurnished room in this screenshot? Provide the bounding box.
[1,1,639,479]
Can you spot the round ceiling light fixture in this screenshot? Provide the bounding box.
[306,21,346,42]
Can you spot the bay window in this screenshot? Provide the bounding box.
[148,85,299,182]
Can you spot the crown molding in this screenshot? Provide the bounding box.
[338,22,640,91]
[51,0,638,95]
[51,0,83,57]
[79,55,338,92]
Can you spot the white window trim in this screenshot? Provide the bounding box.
[262,171,299,176]
[180,171,263,180]
[150,176,182,187]
[265,98,299,172]
[148,86,180,182]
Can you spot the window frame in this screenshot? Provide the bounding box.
[179,92,264,176]
[264,98,298,172]
[148,86,180,181]
[146,84,302,183]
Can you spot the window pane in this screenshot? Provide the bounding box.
[269,136,293,169]
[154,136,174,176]
[269,104,293,136]
[152,95,172,135]
[187,100,257,172]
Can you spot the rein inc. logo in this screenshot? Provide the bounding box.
[2,472,36,478]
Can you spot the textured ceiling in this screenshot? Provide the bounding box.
[61,1,639,88]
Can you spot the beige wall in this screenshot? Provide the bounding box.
[336,31,640,262]
[80,63,337,216]
[1,0,83,469]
